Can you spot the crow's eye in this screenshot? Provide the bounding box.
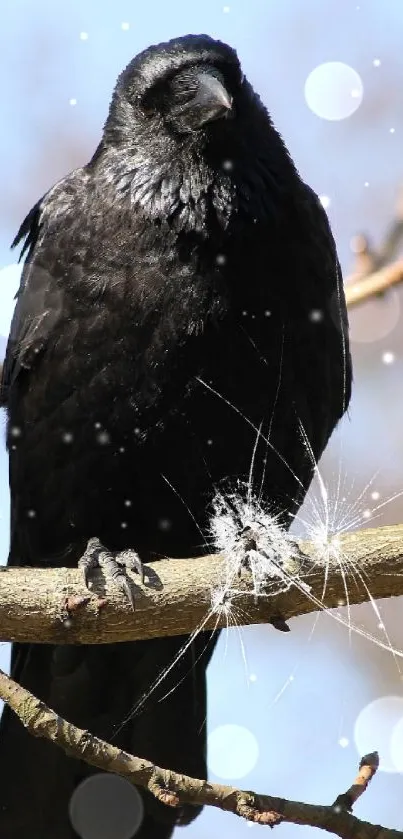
[140,79,170,116]
[142,103,155,117]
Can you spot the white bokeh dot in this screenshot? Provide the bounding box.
[354,696,403,772]
[304,62,363,121]
[121,22,130,30]
[319,194,331,209]
[208,724,259,780]
[69,774,144,838]
[0,263,22,337]
[80,31,89,40]
[382,351,395,365]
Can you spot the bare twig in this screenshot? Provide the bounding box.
[0,524,402,643]
[0,668,399,838]
[333,752,379,812]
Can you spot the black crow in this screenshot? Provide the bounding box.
[0,33,351,838]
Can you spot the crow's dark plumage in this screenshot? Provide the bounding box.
[0,34,351,838]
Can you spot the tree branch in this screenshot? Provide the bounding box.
[345,259,403,308]
[0,667,399,838]
[0,524,402,644]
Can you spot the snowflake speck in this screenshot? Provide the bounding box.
[62,432,73,444]
[96,431,110,445]
[319,195,331,209]
[10,426,21,438]
[124,499,132,507]
[69,98,77,106]
[339,737,349,748]
[309,309,323,323]
[158,518,172,531]
[264,310,271,317]
[121,522,128,529]
[222,159,233,171]
[383,351,395,364]
[371,491,380,501]
[121,21,130,30]
[373,59,381,67]
[79,31,89,40]
[27,509,36,518]
[216,253,226,266]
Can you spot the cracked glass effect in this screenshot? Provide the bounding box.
[1,2,403,836]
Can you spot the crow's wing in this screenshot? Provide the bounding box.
[1,170,91,406]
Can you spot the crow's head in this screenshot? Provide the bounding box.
[100,34,294,228]
[105,34,244,142]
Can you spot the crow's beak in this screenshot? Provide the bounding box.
[193,73,233,125]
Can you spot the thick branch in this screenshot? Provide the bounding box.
[0,667,398,838]
[0,524,402,644]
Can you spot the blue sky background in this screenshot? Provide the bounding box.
[1,1,403,837]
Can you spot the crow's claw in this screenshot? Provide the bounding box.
[78,537,145,610]
[269,616,291,632]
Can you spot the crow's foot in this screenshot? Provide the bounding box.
[78,537,145,610]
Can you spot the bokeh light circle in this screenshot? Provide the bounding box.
[208,724,259,780]
[0,263,22,337]
[304,62,363,120]
[354,696,403,772]
[69,774,144,838]
[348,289,400,343]
[390,717,403,771]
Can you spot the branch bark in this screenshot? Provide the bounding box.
[0,523,403,644]
[0,667,399,838]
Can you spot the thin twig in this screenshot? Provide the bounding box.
[333,752,379,812]
[0,668,399,838]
